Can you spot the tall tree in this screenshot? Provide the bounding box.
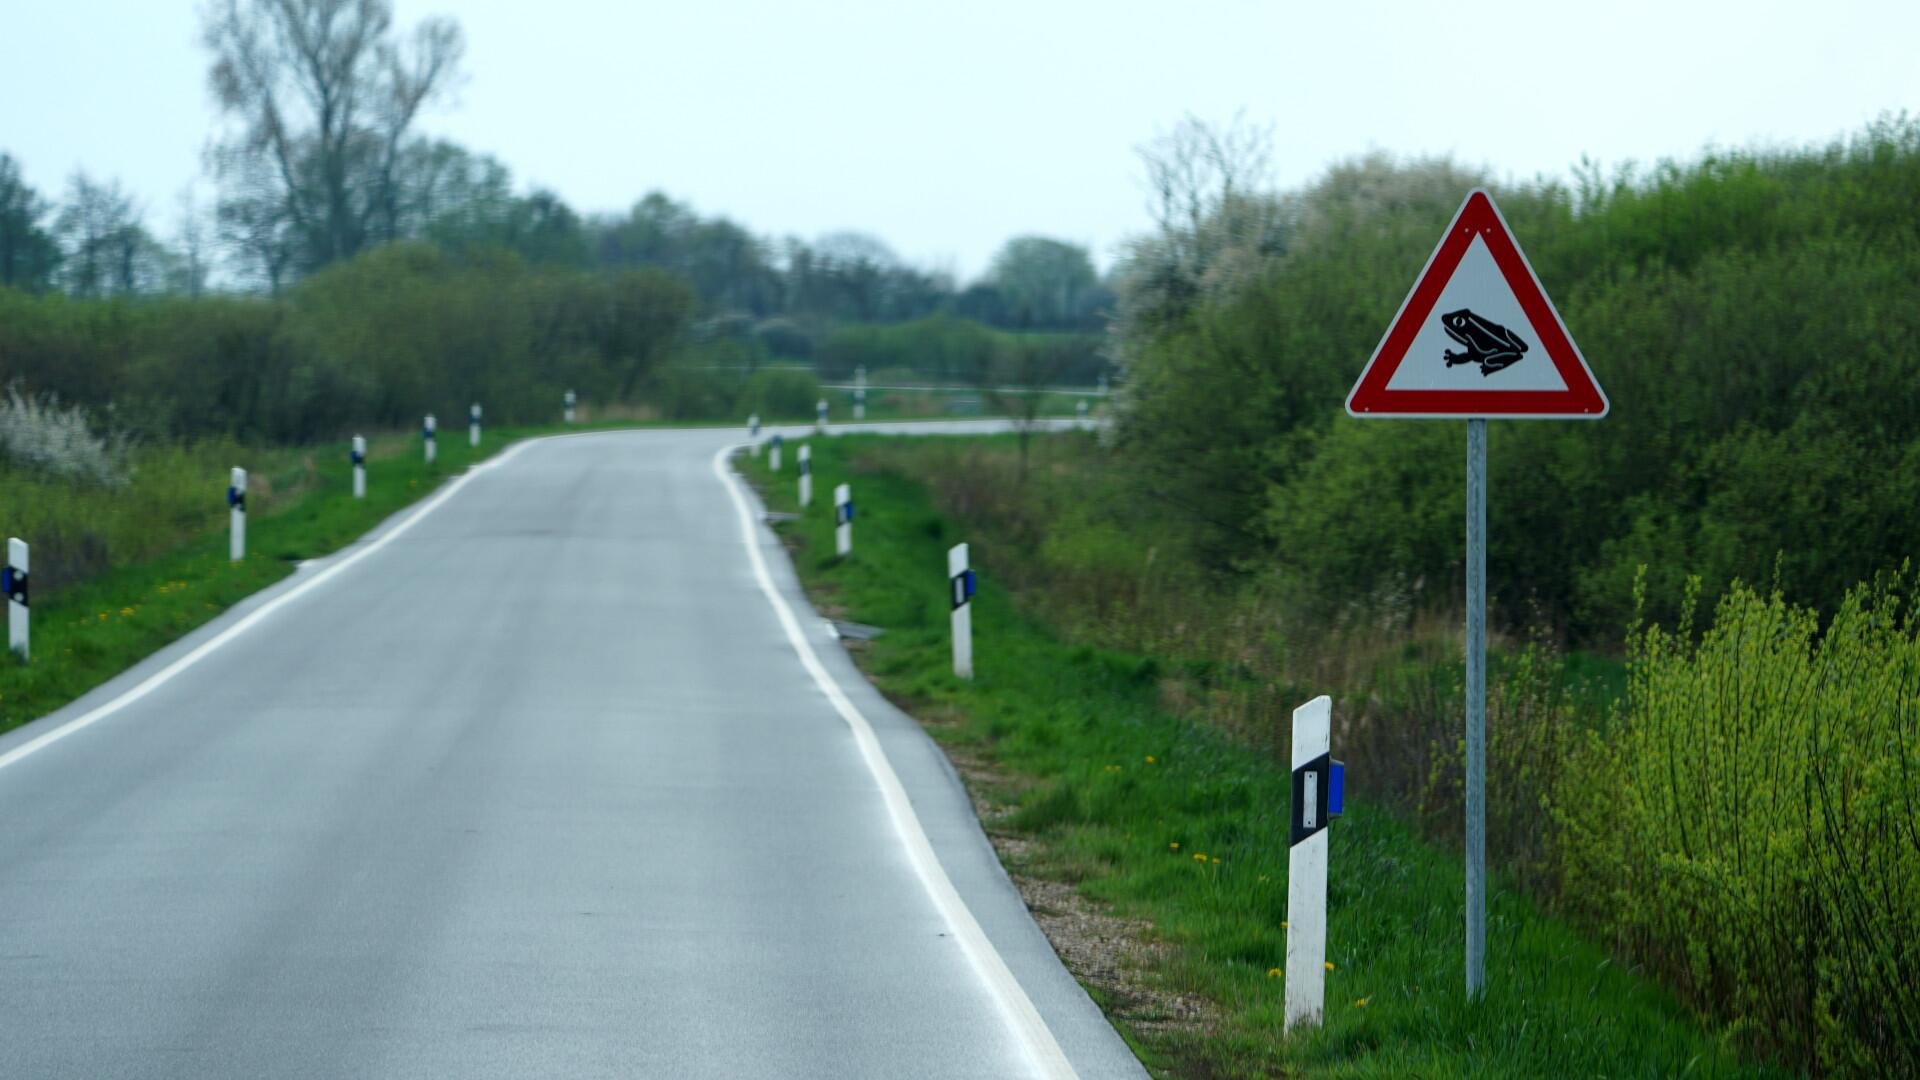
[985,235,1099,328]
[54,173,155,298]
[203,0,464,279]
[0,154,60,292]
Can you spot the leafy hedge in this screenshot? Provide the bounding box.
[0,241,699,443]
[1116,117,1920,643]
[1555,572,1920,1073]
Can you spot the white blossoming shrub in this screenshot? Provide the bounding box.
[0,385,132,486]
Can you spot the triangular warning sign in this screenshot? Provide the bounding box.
[1346,189,1607,419]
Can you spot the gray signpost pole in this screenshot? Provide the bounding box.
[1344,189,1607,1008]
[1464,418,1487,999]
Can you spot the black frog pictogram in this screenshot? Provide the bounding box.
[1441,309,1528,375]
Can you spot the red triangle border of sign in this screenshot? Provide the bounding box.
[1345,190,1607,419]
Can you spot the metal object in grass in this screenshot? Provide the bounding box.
[949,543,974,680]
[6,537,28,661]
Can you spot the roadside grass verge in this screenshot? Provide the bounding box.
[0,422,629,735]
[738,434,1780,1079]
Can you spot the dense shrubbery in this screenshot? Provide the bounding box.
[1115,116,1920,642]
[1096,116,1920,1073]
[1551,573,1920,1073]
[817,314,1105,386]
[0,241,699,444]
[873,432,1919,1074]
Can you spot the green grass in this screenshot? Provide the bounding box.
[0,421,637,734]
[815,384,1097,421]
[738,434,1784,1079]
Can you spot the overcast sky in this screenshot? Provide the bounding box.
[6,0,1918,280]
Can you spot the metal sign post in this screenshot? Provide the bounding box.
[1464,418,1487,997]
[1344,189,1605,999]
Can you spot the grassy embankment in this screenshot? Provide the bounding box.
[0,422,626,735]
[737,432,1778,1079]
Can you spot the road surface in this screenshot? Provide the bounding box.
[0,420,1144,1079]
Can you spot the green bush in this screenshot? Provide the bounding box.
[1553,572,1920,1074]
[0,242,699,442]
[739,366,821,419]
[1115,116,1920,642]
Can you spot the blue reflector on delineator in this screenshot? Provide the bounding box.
[1328,759,1344,818]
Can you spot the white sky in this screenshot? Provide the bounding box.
[5,0,1918,280]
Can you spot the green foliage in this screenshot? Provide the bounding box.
[0,241,698,442]
[738,435,1772,1079]
[1554,573,1920,1075]
[985,235,1106,329]
[737,366,821,419]
[1115,116,1920,641]
[817,314,1105,385]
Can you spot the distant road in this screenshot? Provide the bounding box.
[821,383,1108,396]
[0,420,1143,1079]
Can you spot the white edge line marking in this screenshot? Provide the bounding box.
[711,443,1079,1080]
[0,437,543,774]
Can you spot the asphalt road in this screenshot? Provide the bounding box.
[0,420,1146,1079]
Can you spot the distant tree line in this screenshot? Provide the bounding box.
[0,0,1111,349]
[0,0,1117,456]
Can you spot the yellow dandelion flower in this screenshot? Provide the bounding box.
[1169,842,1179,851]
[1353,996,1370,1007]
[1281,920,1288,929]
[1212,857,1221,865]
[1144,755,1155,764]
[120,607,134,617]
[1266,968,1282,979]
[1325,961,1336,972]
[1193,853,1206,862]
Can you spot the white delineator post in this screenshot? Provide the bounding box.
[748,414,761,457]
[5,537,28,661]
[816,398,828,432]
[469,403,482,447]
[564,389,577,424]
[1285,694,1343,1033]
[229,467,247,562]
[351,435,366,499]
[423,414,437,465]
[948,542,974,680]
[854,365,867,421]
[798,444,812,508]
[834,483,852,557]
[769,433,783,472]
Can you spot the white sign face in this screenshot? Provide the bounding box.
[1382,235,1569,393]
